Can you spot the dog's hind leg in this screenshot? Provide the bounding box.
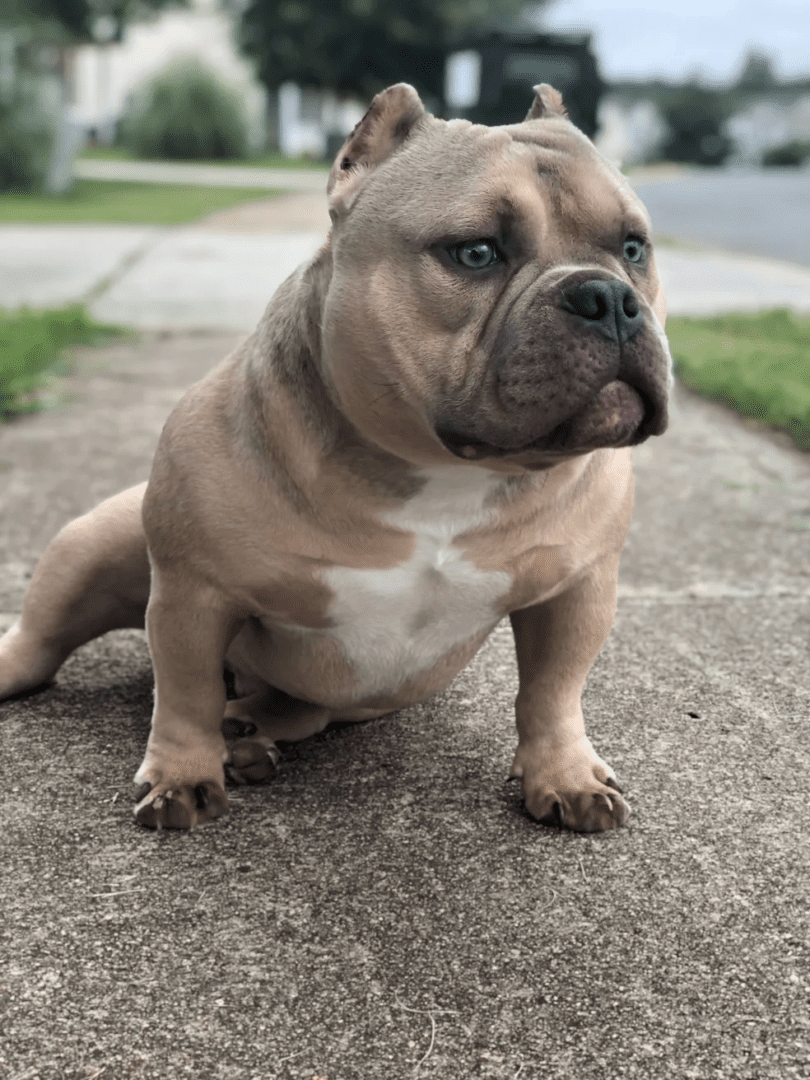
[0,483,151,699]
[221,684,331,785]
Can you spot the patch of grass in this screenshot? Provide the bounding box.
[0,305,126,418]
[80,146,330,170]
[221,152,330,171]
[667,309,810,448]
[0,178,280,225]
[79,146,132,161]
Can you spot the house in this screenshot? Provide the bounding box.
[726,90,810,165]
[595,85,810,168]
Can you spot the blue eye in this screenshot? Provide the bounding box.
[623,236,647,265]
[453,239,500,269]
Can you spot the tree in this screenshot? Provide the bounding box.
[0,0,188,43]
[735,49,777,92]
[231,0,539,102]
[659,84,735,166]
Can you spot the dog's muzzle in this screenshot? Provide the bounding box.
[434,272,670,461]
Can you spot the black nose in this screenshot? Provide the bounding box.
[562,279,644,345]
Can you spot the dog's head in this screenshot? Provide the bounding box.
[322,83,671,469]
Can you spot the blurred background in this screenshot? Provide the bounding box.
[1,0,809,189]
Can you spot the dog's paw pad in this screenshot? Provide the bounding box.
[134,780,228,830]
[225,739,280,786]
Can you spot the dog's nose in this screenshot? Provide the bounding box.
[562,279,644,345]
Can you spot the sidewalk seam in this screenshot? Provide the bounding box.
[81,229,166,306]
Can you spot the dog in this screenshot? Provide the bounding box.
[0,83,671,831]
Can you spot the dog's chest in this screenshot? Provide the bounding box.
[319,468,513,695]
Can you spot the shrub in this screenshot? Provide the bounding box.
[119,60,251,161]
[659,85,735,166]
[762,140,810,168]
[0,75,56,192]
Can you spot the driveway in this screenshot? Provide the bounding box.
[1,177,809,1080]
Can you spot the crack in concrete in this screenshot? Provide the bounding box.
[81,230,166,306]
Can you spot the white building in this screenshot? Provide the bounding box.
[726,93,810,165]
[276,83,365,158]
[595,89,810,168]
[594,96,669,168]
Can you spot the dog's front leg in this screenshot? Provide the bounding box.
[509,554,630,832]
[134,566,244,829]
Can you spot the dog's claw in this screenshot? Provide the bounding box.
[605,776,623,794]
[530,789,628,832]
[134,779,228,829]
[134,781,152,802]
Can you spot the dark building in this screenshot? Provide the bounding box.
[444,31,604,138]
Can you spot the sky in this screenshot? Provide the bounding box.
[533,0,810,84]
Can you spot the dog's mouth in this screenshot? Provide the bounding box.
[437,379,660,462]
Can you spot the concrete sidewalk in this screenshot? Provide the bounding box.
[2,337,809,1080]
[1,192,809,1079]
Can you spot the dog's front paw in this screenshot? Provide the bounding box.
[134,777,228,829]
[512,737,630,832]
[524,782,629,832]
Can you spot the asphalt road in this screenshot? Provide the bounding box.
[631,169,810,268]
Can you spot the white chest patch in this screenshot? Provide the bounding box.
[322,466,513,697]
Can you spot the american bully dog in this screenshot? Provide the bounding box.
[0,84,671,831]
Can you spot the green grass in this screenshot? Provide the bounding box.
[667,309,810,448]
[80,146,330,170]
[0,178,281,224]
[0,305,126,418]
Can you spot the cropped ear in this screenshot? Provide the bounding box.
[327,83,427,214]
[525,83,569,122]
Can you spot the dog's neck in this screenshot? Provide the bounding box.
[244,239,425,501]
